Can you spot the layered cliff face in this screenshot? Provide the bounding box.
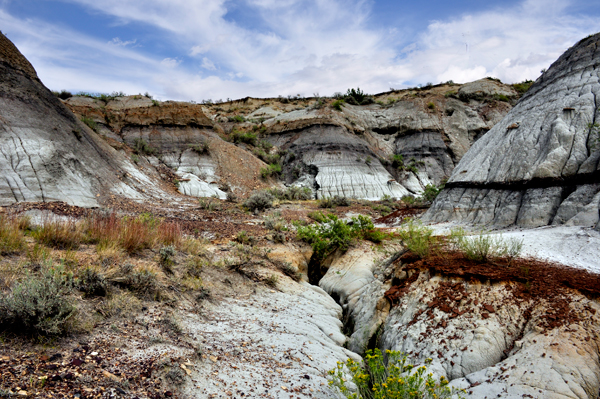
[424,33,600,229]
[64,80,515,201]
[0,33,170,207]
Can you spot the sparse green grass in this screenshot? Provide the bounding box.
[230,129,257,145]
[80,116,97,132]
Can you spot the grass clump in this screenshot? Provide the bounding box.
[296,214,382,260]
[0,265,75,336]
[329,348,463,399]
[33,218,85,250]
[80,116,97,131]
[397,220,438,258]
[457,234,523,263]
[0,215,27,255]
[198,197,221,211]
[244,191,275,212]
[427,101,436,110]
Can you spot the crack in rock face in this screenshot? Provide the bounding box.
[425,33,600,230]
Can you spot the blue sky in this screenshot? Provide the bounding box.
[1,0,600,101]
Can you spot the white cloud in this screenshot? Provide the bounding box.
[161,58,181,68]
[2,0,600,101]
[201,57,216,71]
[108,37,137,47]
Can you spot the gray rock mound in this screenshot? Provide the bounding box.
[424,33,600,228]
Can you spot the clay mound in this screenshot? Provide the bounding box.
[0,33,167,207]
[425,32,600,228]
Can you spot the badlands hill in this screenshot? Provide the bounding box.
[425,33,600,230]
[0,31,599,399]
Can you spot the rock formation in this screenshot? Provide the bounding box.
[0,33,170,207]
[424,33,600,229]
[64,82,514,202]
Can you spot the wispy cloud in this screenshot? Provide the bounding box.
[1,0,599,101]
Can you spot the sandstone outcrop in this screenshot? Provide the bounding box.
[425,33,600,229]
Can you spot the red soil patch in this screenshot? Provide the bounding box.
[385,251,599,330]
[374,207,426,225]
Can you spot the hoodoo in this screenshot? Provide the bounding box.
[424,33,600,229]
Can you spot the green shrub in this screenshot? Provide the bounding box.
[492,93,511,102]
[231,129,257,145]
[511,80,533,95]
[159,245,176,271]
[0,265,75,336]
[421,184,442,204]
[329,349,463,399]
[296,214,381,260]
[332,99,345,111]
[0,215,27,255]
[244,191,275,212]
[397,220,438,258]
[319,195,350,209]
[228,115,245,123]
[234,230,255,245]
[391,154,405,170]
[427,101,436,110]
[53,90,73,100]
[128,268,160,300]
[444,90,458,98]
[133,138,157,155]
[260,163,282,178]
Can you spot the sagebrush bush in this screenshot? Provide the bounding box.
[128,268,161,300]
[267,186,312,201]
[77,267,108,297]
[329,349,464,399]
[260,163,282,178]
[244,191,275,212]
[159,245,176,271]
[0,265,75,336]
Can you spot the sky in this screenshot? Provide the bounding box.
[1,0,600,102]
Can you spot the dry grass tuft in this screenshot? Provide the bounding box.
[0,214,27,255]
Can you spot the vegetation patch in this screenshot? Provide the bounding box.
[296,214,384,260]
[329,348,463,399]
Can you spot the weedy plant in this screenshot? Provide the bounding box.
[329,349,464,399]
[397,220,438,258]
[457,234,523,263]
[0,214,27,255]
